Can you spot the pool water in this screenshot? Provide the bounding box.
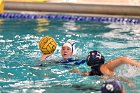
[0,18,140,93]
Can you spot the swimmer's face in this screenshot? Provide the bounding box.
[61,46,73,60]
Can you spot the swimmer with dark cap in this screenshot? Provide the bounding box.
[70,50,140,87]
[101,79,125,93]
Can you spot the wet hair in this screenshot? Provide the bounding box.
[86,50,105,66]
[101,79,122,93]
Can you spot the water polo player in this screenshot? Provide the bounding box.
[70,50,140,87]
[70,50,140,76]
[40,41,85,65]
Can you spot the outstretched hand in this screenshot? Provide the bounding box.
[69,69,80,73]
[41,53,53,61]
[115,76,136,88]
[127,81,136,89]
[102,74,136,89]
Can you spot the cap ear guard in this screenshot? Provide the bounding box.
[67,42,75,53]
[86,52,94,66]
[67,41,77,56]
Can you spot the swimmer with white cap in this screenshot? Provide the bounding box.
[61,41,76,60]
[40,40,85,65]
[41,41,75,60]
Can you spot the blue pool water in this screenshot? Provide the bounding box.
[0,17,140,93]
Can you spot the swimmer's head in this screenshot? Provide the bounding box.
[86,50,105,66]
[101,79,122,93]
[61,41,76,60]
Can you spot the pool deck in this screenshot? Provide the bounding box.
[4,1,140,18]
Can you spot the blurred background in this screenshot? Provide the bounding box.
[4,0,140,6]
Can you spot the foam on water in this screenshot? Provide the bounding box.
[116,64,140,77]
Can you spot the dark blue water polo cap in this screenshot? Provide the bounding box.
[101,79,122,93]
[86,50,105,66]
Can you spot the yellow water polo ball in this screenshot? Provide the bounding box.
[39,36,57,54]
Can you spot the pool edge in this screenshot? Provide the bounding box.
[4,1,140,18]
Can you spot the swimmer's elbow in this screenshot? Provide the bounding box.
[122,85,126,93]
[119,56,129,60]
[119,56,132,63]
[100,65,113,76]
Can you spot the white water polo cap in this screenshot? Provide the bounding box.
[62,41,76,56]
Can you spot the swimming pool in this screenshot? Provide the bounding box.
[0,13,140,93]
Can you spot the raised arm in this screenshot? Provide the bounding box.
[40,53,53,61]
[100,56,140,76]
[100,56,139,88]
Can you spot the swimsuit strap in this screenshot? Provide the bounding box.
[59,58,86,65]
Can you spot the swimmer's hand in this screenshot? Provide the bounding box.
[117,76,136,88]
[128,81,136,89]
[102,75,136,89]
[69,69,80,73]
[101,75,110,80]
[41,53,53,61]
[69,69,90,76]
[112,75,136,89]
